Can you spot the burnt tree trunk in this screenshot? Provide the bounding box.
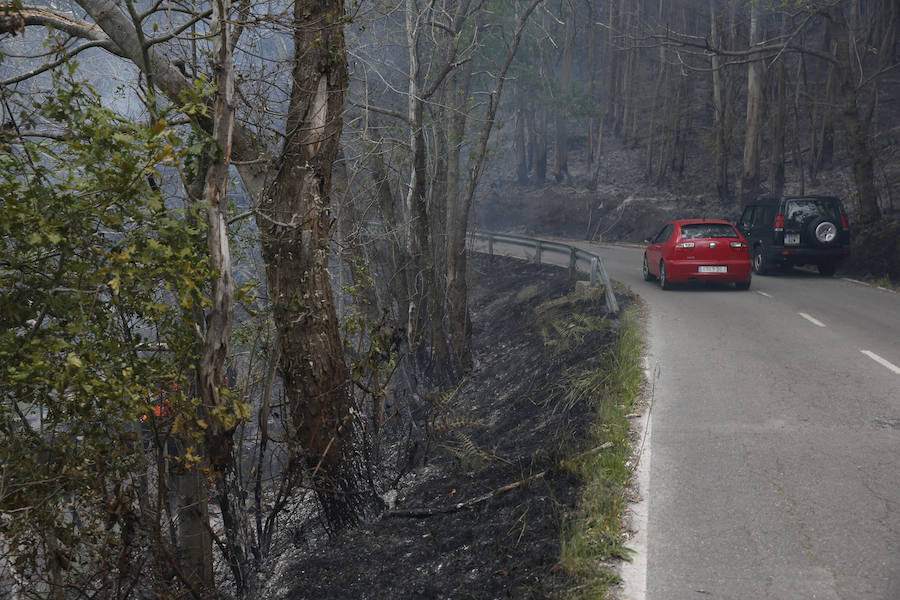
[403,0,453,382]
[258,0,358,527]
[446,0,542,372]
[443,32,474,374]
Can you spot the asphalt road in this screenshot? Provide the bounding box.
[479,237,900,600]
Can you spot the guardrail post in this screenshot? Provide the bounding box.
[597,257,619,313]
[534,241,542,266]
[568,247,577,279]
[590,257,598,285]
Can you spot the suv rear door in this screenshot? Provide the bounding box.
[783,197,845,247]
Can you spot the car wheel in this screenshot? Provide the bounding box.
[753,246,769,275]
[818,261,837,277]
[808,216,839,247]
[735,279,751,290]
[659,261,671,290]
[642,254,655,281]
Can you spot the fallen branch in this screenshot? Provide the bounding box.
[383,441,617,519]
[384,471,547,518]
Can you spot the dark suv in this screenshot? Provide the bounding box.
[738,195,850,276]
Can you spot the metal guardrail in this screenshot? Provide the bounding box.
[471,231,619,314]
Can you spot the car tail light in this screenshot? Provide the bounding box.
[674,242,695,249]
[774,215,784,232]
[841,214,849,228]
[730,241,747,248]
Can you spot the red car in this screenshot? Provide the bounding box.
[643,219,752,290]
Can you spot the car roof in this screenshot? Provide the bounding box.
[670,219,735,226]
[750,195,841,205]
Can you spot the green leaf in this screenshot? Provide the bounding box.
[149,119,167,137]
[234,399,252,421]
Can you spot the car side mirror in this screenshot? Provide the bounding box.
[643,238,652,244]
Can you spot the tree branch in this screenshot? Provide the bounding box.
[1,39,119,86]
[20,6,120,49]
[384,471,547,518]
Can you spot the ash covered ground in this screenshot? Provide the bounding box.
[262,254,633,599]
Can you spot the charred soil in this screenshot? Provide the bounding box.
[265,254,634,599]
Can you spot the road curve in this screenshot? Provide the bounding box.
[589,242,900,600]
[478,237,900,600]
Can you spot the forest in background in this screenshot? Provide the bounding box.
[1,0,898,597]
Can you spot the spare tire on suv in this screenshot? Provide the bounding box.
[737,195,850,276]
[808,216,839,247]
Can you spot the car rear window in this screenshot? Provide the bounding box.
[785,199,841,227]
[679,223,740,239]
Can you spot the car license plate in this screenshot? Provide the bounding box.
[699,266,727,273]
[784,233,800,245]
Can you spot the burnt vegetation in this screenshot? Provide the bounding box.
[1,0,898,598]
[264,255,632,599]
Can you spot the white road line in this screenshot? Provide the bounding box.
[841,277,899,295]
[620,360,656,600]
[798,312,827,327]
[860,351,900,375]
[756,291,772,298]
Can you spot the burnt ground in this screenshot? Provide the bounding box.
[264,254,633,600]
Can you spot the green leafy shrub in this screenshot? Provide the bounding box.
[1,69,209,595]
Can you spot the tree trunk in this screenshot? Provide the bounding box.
[769,62,786,198]
[514,108,528,183]
[827,4,882,224]
[768,14,788,198]
[368,139,410,328]
[812,20,836,177]
[404,0,452,381]
[76,0,360,531]
[551,2,574,182]
[709,0,730,200]
[586,3,596,167]
[588,115,606,190]
[257,0,357,528]
[195,0,259,592]
[446,0,542,372]
[791,57,806,196]
[534,110,548,184]
[646,44,669,180]
[443,36,474,373]
[741,2,765,204]
[175,461,212,591]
